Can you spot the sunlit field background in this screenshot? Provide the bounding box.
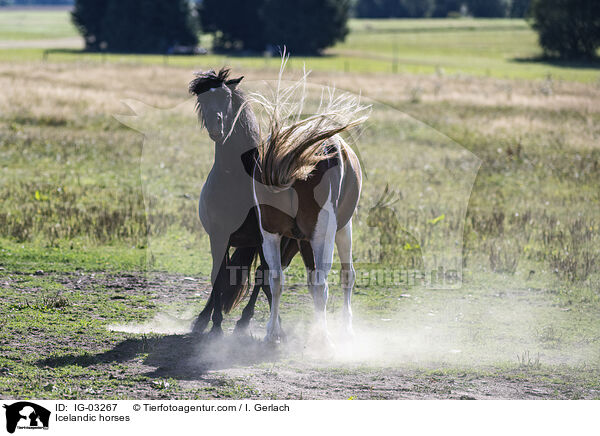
[0,9,599,399]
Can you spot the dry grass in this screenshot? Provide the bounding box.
[1,60,599,294]
[1,62,598,127]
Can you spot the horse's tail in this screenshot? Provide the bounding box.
[249,52,370,189]
[220,246,258,314]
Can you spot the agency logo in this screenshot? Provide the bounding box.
[3,402,50,434]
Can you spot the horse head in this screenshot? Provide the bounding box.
[189,68,244,143]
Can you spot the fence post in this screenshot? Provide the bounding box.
[392,37,398,73]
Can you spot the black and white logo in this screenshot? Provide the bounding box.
[3,402,50,434]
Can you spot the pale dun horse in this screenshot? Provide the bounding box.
[249,58,370,346]
[189,67,301,337]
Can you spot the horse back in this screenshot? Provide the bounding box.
[258,135,360,240]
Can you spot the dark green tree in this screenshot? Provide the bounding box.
[72,0,109,51]
[530,0,600,59]
[355,0,434,17]
[509,0,531,17]
[403,0,435,17]
[199,0,351,54]
[261,0,351,54]
[72,0,198,53]
[199,0,266,51]
[431,0,463,17]
[355,0,387,18]
[465,0,509,17]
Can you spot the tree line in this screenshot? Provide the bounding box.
[71,0,599,59]
[355,0,530,18]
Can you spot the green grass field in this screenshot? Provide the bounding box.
[0,9,76,40]
[0,10,599,81]
[0,10,599,399]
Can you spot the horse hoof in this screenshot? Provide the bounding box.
[191,317,210,336]
[264,335,280,345]
[264,329,287,344]
[233,325,250,337]
[208,326,223,339]
[191,326,206,338]
[233,319,251,336]
[265,320,285,344]
[264,332,282,345]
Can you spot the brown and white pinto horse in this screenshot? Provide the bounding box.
[249,63,368,345]
[255,137,362,345]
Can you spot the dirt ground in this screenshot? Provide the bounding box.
[4,271,595,400]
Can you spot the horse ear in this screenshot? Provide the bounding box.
[225,76,244,90]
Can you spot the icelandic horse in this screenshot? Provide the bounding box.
[249,59,369,346]
[189,68,300,336]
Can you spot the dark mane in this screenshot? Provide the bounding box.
[189,68,258,144]
[189,67,231,95]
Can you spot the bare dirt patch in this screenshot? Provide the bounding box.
[3,271,594,400]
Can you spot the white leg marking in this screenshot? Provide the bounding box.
[262,231,283,342]
[335,221,355,338]
[308,196,337,347]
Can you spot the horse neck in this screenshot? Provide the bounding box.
[213,90,259,172]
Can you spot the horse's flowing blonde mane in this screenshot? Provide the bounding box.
[249,51,370,189]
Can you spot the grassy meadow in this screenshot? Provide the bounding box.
[0,9,599,399]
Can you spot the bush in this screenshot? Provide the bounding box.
[72,0,198,53]
[530,0,600,59]
[199,0,351,54]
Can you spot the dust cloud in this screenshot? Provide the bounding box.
[107,285,597,370]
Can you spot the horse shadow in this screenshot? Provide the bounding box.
[36,334,282,380]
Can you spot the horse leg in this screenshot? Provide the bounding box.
[192,292,214,335]
[307,206,337,350]
[234,245,269,335]
[208,254,228,337]
[261,237,297,310]
[234,263,265,335]
[192,235,227,336]
[335,221,355,338]
[234,239,298,337]
[201,234,228,337]
[262,232,283,343]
